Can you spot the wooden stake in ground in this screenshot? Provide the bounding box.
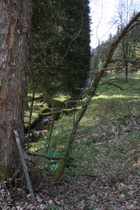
[14,130,35,203]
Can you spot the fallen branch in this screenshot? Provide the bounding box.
[111,59,140,64]
[27,152,62,160]
[100,82,128,90]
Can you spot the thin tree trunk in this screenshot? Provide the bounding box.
[27,84,36,150]
[125,62,128,83]
[50,95,92,184]
[0,1,32,180]
[50,12,140,184]
[46,117,55,153]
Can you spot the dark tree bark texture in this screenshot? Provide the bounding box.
[0,0,31,180]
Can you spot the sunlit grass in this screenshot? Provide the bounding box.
[55,94,70,102]
[26,72,140,181]
[24,92,47,127]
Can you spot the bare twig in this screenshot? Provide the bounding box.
[100,82,128,90]
[111,59,140,64]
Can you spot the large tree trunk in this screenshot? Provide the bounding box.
[0,0,31,180]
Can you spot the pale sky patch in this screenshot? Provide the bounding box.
[89,0,140,49]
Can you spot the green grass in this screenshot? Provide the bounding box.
[24,91,47,127]
[26,71,140,182]
[84,72,140,121]
[24,90,69,128]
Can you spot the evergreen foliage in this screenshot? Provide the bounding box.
[29,0,91,103]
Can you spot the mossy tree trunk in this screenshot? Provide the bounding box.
[50,12,140,184]
[0,0,31,180]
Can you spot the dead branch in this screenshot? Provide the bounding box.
[100,82,128,90]
[27,152,62,160]
[111,59,140,64]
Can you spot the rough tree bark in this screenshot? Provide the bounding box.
[50,12,140,184]
[0,0,31,180]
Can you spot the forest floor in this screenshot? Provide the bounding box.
[0,114,140,210]
[1,72,140,209]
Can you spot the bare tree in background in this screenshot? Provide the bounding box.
[117,0,135,82]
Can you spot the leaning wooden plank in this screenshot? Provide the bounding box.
[14,130,35,203]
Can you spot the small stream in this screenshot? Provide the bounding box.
[25,101,78,142]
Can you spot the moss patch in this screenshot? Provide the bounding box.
[0,163,8,181]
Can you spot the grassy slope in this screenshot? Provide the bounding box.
[30,72,140,172]
[69,72,140,186]
[41,72,140,178]
[18,72,140,209]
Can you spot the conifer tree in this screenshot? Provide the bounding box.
[29,0,91,100]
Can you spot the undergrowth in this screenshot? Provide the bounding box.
[26,71,140,182]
